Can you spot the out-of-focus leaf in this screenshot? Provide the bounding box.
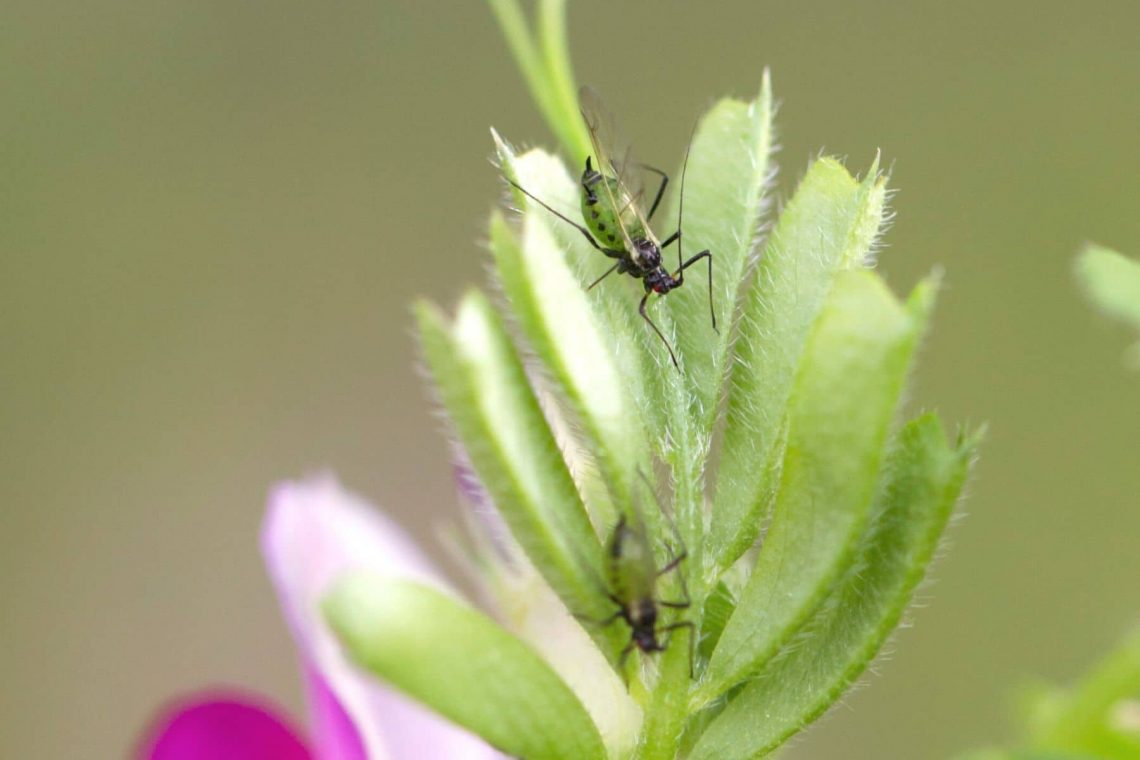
[325,575,606,760]
[415,293,611,631]
[1076,244,1140,368]
[1030,626,1140,759]
[491,136,655,528]
[1076,244,1140,328]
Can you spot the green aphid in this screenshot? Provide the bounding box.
[506,86,717,368]
[593,497,694,673]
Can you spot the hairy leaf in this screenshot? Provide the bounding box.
[415,293,609,626]
[689,413,976,758]
[695,270,930,706]
[664,72,776,430]
[326,575,606,760]
[711,155,888,574]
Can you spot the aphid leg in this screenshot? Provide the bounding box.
[658,564,692,611]
[638,292,680,369]
[659,229,680,249]
[657,527,693,611]
[587,262,620,290]
[573,607,625,628]
[658,620,697,677]
[617,640,637,675]
[657,552,688,580]
[638,163,670,222]
[505,178,621,257]
[675,249,718,333]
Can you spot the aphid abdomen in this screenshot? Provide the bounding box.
[604,519,631,601]
[580,162,645,249]
[605,515,658,605]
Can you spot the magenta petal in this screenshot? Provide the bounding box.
[262,475,500,760]
[304,665,366,760]
[139,692,312,760]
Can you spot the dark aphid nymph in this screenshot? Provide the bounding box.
[595,512,694,672]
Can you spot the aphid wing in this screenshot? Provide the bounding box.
[625,188,659,249]
[625,473,663,598]
[579,89,646,214]
[579,87,625,181]
[579,86,646,251]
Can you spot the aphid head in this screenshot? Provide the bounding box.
[633,238,661,269]
[645,268,676,295]
[627,597,660,653]
[633,626,660,652]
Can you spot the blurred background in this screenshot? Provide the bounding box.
[2,0,1138,757]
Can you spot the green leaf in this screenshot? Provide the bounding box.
[696,581,737,665]
[1030,626,1140,759]
[710,154,888,574]
[664,72,775,430]
[1076,244,1140,368]
[414,293,610,626]
[325,575,606,760]
[694,270,929,707]
[495,137,657,423]
[494,135,681,543]
[493,136,671,540]
[1076,244,1140,328]
[486,0,590,160]
[490,184,652,530]
[688,413,977,759]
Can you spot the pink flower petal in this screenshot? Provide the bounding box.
[304,664,366,760]
[262,475,500,760]
[138,692,311,760]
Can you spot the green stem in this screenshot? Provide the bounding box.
[537,0,591,161]
[486,0,555,117]
[487,0,591,160]
[636,632,692,760]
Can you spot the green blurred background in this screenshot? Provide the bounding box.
[2,1,1138,757]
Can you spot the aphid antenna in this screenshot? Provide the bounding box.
[675,117,719,335]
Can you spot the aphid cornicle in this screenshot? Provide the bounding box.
[506,85,717,368]
[596,513,694,672]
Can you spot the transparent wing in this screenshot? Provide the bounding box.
[579,86,652,248]
[621,473,661,598]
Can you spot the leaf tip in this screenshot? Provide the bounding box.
[491,127,514,162]
[958,422,988,455]
[907,269,943,321]
[413,298,450,334]
[489,207,514,242]
[867,148,882,180]
[321,571,385,656]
